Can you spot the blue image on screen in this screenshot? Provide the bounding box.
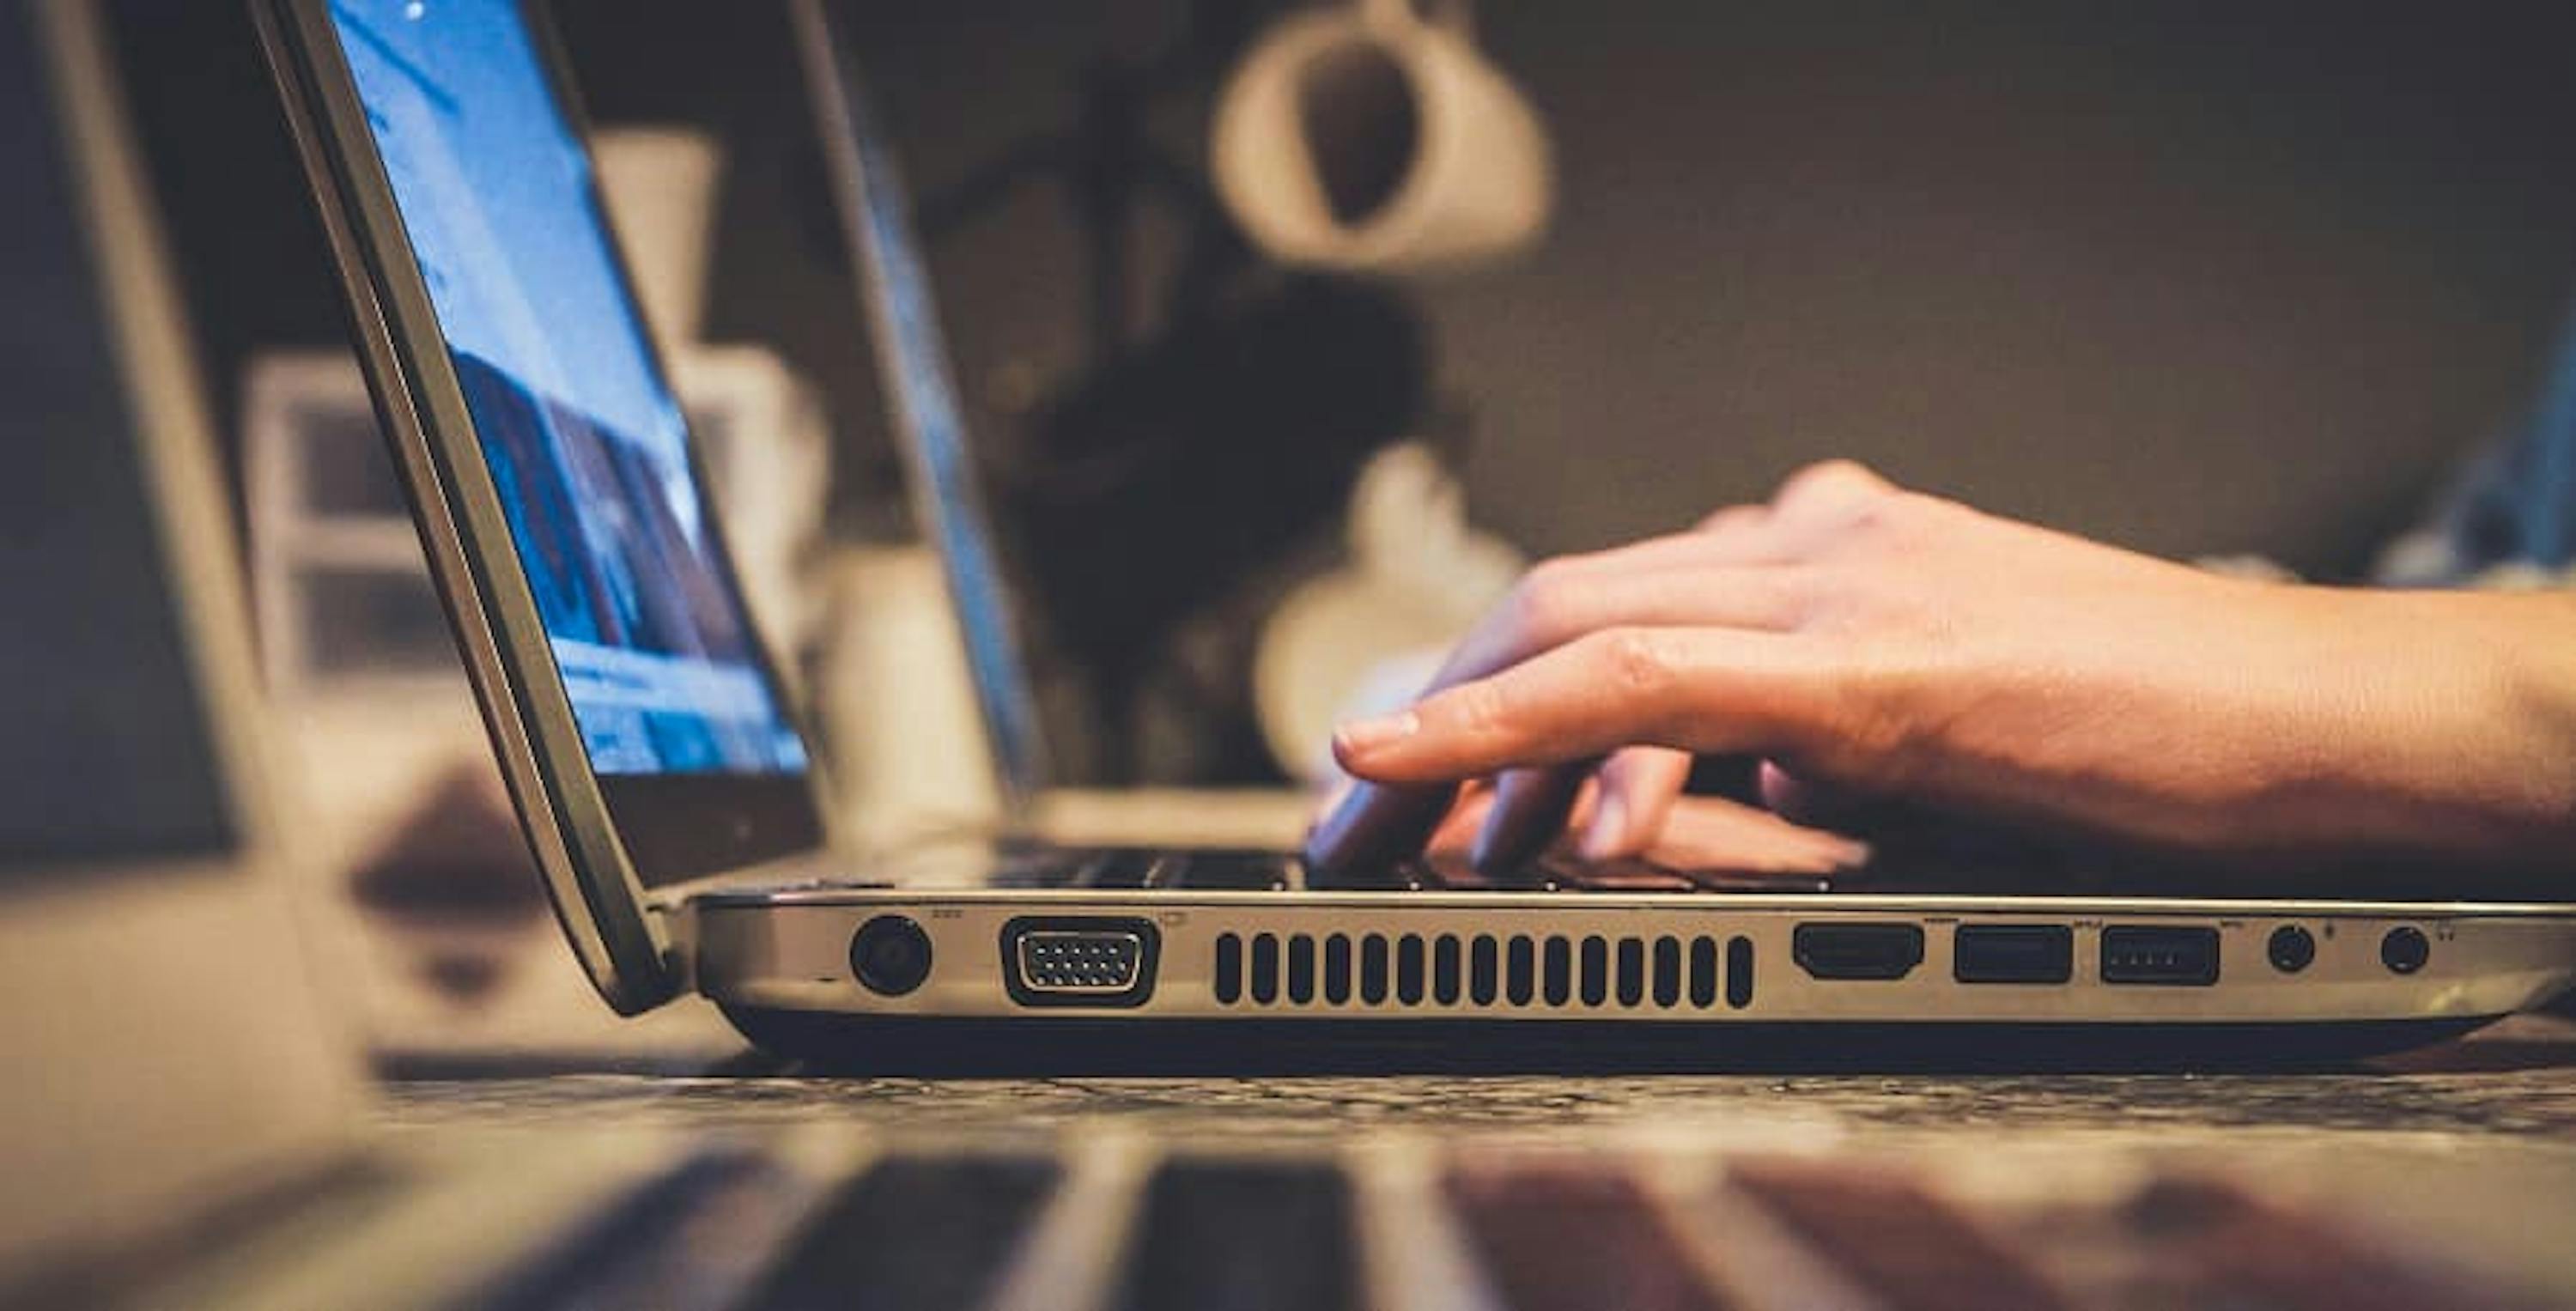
[327,0,805,776]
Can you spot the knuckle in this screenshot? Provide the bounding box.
[1805,457,1880,485]
[1815,488,1934,555]
[1504,558,1583,645]
[1779,458,1884,506]
[1596,628,1678,697]
[1440,678,1513,740]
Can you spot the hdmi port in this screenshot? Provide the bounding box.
[1000,917,1161,1008]
[1793,923,1924,980]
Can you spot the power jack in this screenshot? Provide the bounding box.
[2266,925,2316,974]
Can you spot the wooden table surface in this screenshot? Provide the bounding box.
[372,1013,2576,1305]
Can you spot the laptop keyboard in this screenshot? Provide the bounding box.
[463,1136,2553,1311]
[964,839,2566,903]
[981,847,1835,895]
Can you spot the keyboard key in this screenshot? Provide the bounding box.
[1109,1160,1361,1311]
[1169,851,1298,890]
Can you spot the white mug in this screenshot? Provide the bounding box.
[1211,0,1552,274]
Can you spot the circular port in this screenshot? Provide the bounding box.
[2266,925,2317,974]
[850,915,933,996]
[2379,926,2430,975]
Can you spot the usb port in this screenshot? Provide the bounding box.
[1953,924,2073,984]
[2099,926,2220,986]
[1000,917,1160,1008]
[1792,923,1924,980]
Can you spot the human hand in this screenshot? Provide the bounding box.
[1305,460,2576,877]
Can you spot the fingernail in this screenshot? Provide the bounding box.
[1823,836,1873,870]
[1581,792,1630,859]
[1334,711,1419,758]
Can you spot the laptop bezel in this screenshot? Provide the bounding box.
[251,0,827,1013]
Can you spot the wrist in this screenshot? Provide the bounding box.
[2368,590,2576,868]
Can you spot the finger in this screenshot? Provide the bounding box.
[1426,780,1498,856]
[1647,795,1872,874]
[1757,759,1880,826]
[1303,778,1461,874]
[1309,512,1818,877]
[1336,627,1831,784]
[1430,561,1815,698]
[1471,762,1598,873]
[1581,745,1693,859]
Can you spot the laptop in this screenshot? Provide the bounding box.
[252,0,2576,1071]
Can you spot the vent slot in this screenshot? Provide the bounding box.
[1432,935,1463,1004]
[1250,933,1280,1004]
[1687,937,1717,1008]
[1397,935,1426,1004]
[1214,933,1243,1004]
[1616,938,1646,1007]
[1726,936,1755,1009]
[1542,937,1572,1005]
[1468,935,1500,1004]
[1323,934,1353,1004]
[1286,934,1317,1003]
[1652,937,1683,1007]
[1505,937,1536,1005]
[1580,937,1609,1006]
[1359,935,1390,1004]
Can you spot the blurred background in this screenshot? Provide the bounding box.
[118,0,2576,780]
[83,0,2576,1046]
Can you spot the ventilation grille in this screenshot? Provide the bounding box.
[1212,932,1755,1011]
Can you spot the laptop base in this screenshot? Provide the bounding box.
[717,1006,2495,1077]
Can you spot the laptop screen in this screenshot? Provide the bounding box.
[324,0,805,778]
[805,13,1048,798]
[0,11,234,873]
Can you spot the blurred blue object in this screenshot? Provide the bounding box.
[2381,305,2576,585]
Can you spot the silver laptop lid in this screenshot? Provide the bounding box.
[256,0,831,1010]
[0,0,364,1283]
[793,0,1052,810]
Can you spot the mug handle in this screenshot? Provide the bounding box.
[1360,0,1473,40]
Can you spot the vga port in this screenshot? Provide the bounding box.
[1021,932,1145,990]
[1001,917,1160,1007]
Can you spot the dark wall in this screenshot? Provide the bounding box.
[1424,3,2576,574]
